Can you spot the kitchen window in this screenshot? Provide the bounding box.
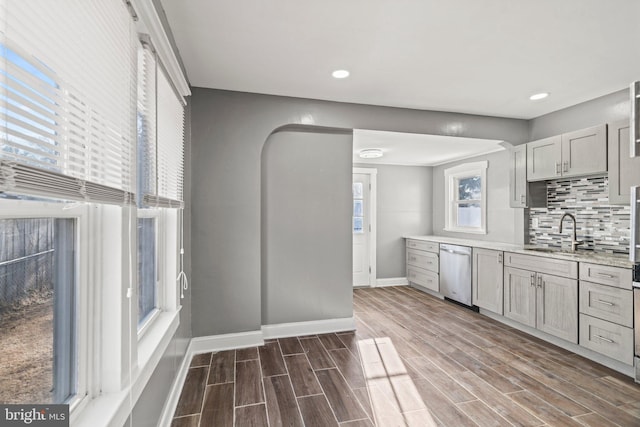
[444,161,487,234]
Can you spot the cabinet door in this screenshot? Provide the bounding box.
[561,124,607,178]
[608,119,640,205]
[526,136,562,181]
[509,145,527,207]
[504,267,536,327]
[407,266,439,293]
[472,248,504,314]
[536,274,578,343]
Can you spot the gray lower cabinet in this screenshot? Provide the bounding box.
[536,273,578,343]
[608,119,640,205]
[578,262,634,365]
[406,239,439,292]
[504,253,578,343]
[579,314,634,365]
[504,267,536,328]
[472,248,504,314]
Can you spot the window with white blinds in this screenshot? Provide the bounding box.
[138,47,185,209]
[0,0,137,204]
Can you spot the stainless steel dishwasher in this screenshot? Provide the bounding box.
[439,244,473,307]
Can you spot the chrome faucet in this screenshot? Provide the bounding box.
[559,213,583,251]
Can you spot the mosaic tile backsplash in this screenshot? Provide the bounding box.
[528,176,631,254]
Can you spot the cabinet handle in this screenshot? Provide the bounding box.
[555,162,561,174]
[498,253,503,264]
[595,299,614,306]
[596,272,616,279]
[563,161,569,173]
[594,335,614,344]
[530,273,536,287]
[520,194,525,204]
[537,275,543,288]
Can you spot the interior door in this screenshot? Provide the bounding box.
[353,173,370,287]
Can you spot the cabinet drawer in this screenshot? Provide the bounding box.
[406,249,439,273]
[406,239,439,253]
[407,266,439,293]
[579,281,633,327]
[579,263,632,290]
[579,314,633,365]
[505,252,577,279]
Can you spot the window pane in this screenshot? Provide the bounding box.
[457,203,481,227]
[0,218,76,404]
[137,217,157,327]
[352,182,363,199]
[353,200,363,217]
[458,176,481,200]
[353,217,364,234]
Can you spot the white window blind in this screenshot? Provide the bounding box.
[137,45,157,202]
[0,0,137,204]
[140,53,184,209]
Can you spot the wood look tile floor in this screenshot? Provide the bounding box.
[172,286,640,426]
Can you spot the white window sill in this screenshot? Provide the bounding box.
[72,308,181,427]
[443,227,487,235]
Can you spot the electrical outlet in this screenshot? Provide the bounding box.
[532,218,539,228]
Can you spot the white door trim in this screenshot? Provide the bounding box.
[353,167,377,287]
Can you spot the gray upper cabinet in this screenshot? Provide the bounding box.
[608,119,640,205]
[527,124,607,181]
[527,135,562,181]
[561,124,607,178]
[509,145,527,207]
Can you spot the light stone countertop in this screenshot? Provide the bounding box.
[404,235,635,269]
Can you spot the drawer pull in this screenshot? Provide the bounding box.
[594,335,614,344]
[596,272,616,279]
[595,299,614,306]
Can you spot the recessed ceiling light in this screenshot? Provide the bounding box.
[529,92,549,101]
[359,148,383,159]
[332,69,350,79]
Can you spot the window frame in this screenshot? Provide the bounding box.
[444,161,488,234]
[136,208,161,336]
[0,198,91,413]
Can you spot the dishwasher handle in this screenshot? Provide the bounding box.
[441,248,470,256]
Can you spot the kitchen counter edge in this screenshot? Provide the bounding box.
[404,235,634,269]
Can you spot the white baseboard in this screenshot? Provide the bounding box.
[376,277,408,287]
[190,330,265,354]
[262,317,355,339]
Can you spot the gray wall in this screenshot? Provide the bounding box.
[529,89,629,140]
[262,130,353,325]
[432,149,523,244]
[355,163,433,279]
[190,88,529,336]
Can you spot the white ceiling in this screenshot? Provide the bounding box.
[353,130,504,166]
[160,0,640,165]
[160,0,640,120]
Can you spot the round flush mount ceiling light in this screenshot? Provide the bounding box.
[332,69,350,79]
[359,148,383,159]
[529,92,549,101]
